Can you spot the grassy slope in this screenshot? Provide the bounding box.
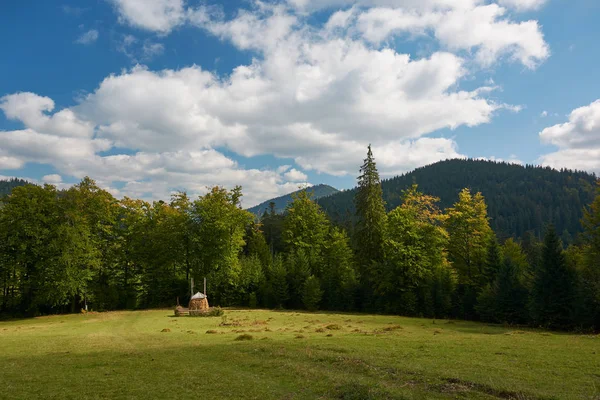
[0,310,598,400]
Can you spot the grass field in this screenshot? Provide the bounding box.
[1,309,598,399]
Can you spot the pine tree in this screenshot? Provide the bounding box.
[530,225,576,329]
[494,257,528,324]
[483,236,502,285]
[354,145,387,302]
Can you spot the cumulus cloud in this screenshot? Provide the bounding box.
[356,4,548,68]
[109,0,186,33]
[0,92,94,138]
[497,0,547,12]
[109,0,549,68]
[284,168,308,182]
[0,0,550,205]
[75,29,99,45]
[538,100,600,173]
[42,174,62,184]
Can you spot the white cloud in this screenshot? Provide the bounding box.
[142,41,165,59]
[0,92,94,138]
[42,174,62,184]
[1,0,548,205]
[0,156,24,170]
[540,110,547,117]
[497,0,547,12]
[538,100,600,173]
[284,168,308,182]
[109,0,186,33]
[75,29,99,45]
[107,0,549,69]
[117,35,165,62]
[356,4,548,68]
[476,155,523,165]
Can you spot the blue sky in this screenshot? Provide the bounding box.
[1,0,599,206]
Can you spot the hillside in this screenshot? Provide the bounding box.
[0,178,29,197]
[317,159,598,242]
[248,184,339,215]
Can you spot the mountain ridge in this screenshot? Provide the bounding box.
[247,184,339,215]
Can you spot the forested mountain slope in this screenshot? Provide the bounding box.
[0,178,29,196]
[248,184,339,215]
[317,159,598,242]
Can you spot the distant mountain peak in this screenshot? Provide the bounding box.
[247,184,339,215]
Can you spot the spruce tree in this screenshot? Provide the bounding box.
[530,225,576,329]
[483,236,502,285]
[494,257,528,324]
[354,145,387,296]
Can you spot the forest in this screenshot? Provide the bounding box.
[0,148,599,331]
[318,159,598,244]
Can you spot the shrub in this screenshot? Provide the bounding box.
[189,307,224,317]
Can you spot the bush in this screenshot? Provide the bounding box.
[189,307,224,317]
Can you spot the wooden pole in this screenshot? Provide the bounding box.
[204,277,207,297]
[190,277,194,297]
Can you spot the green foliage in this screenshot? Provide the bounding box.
[445,189,493,285]
[282,189,329,262]
[483,236,502,285]
[476,257,529,324]
[270,255,289,308]
[190,186,254,305]
[530,226,576,329]
[1,155,599,333]
[378,185,449,314]
[0,178,28,196]
[354,145,387,307]
[575,181,600,330]
[302,275,323,311]
[321,227,357,311]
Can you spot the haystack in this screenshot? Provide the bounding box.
[189,292,209,313]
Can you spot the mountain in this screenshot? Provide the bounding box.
[317,159,598,243]
[0,178,30,197]
[248,184,339,215]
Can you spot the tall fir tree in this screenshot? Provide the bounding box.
[530,225,576,329]
[483,235,502,285]
[354,145,387,304]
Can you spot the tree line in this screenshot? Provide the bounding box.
[1,148,598,331]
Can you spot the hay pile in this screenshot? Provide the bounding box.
[189,292,209,315]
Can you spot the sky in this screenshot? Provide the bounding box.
[1,0,599,207]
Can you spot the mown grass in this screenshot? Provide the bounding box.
[0,309,598,399]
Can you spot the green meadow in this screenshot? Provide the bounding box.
[1,309,598,400]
